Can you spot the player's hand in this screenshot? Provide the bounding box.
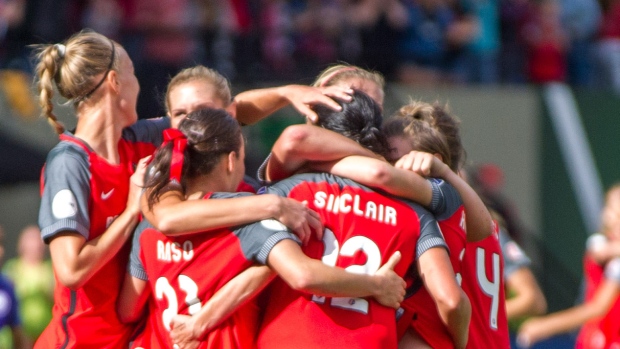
[516,317,548,348]
[126,155,151,216]
[274,196,323,244]
[395,151,450,178]
[170,314,200,349]
[373,251,406,309]
[281,84,352,124]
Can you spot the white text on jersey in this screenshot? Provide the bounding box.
[313,191,397,226]
[157,240,194,262]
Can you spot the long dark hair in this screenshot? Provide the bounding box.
[146,108,242,208]
[313,89,389,157]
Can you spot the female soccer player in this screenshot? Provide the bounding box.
[34,30,167,348]
[517,184,620,349]
[141,65,324,242]
[117,107,406,349]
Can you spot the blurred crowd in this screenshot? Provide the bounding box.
[0,0,619,117]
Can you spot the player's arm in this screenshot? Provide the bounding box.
[117,272,151,323]
[267,240,405,308]
[48,156,150,289]
[517,279,620,347]
[170,266,275,347]
[9,325,25,349]
[396,151,493,241]
[233,84,352,125]
[265,124,379,182]
[505,267,547,320]
[142,188,322,244]
[315,155,434,206]
[418,246,471,349]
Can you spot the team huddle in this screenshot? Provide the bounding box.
[33,29,544,349]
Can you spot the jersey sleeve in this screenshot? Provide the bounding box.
[427,178,463,220]
[498,228,531,279]
[256,153,272,185]
[605,257,620,283]
[234,220,301,265]
[128,220,151,281]
[412,205,448,258]
[38,144,91,242]
[122,117,170,146]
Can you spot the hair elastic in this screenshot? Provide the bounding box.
[55,44,66,58]
[162,128,188,183]
[320,67,357,87]
[80,38,116,100]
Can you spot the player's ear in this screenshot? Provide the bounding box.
[227,151,237,174]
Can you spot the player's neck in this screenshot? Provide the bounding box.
[186,169,236,197]
[74,100,123,164]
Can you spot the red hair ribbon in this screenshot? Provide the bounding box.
[162,128,187,183]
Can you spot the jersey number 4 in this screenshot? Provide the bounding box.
[155,275,201,331]
[476,247,501,330]
[311,228,382,314]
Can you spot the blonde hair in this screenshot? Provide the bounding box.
[165,65,232,114]
[313,64,384,92]
[384,100,465,172]
[34,30,118,134]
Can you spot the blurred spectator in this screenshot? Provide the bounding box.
[130,0,202,119]
[521,0,569,83]
[259,0,296,79]
[291,0,344,73]
[397,0,475,85]
[498,0,532,83]
[81,0,123,39]
[593,0,620,94]
[0,225,25,349]
[560,0,601,86]
[3,225,53,347]
[458,0,501,84]
[345,0,408,80]
[0,0,25,69]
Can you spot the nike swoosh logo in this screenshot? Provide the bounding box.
[101,189,114,200]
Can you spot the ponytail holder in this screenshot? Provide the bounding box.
[55,44,66,58]
[320,67,356,87]
[162,129,188,184]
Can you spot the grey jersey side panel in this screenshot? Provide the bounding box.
[235,221,301,265]
[39,142,91,242]
[499,228,531,279]
[406,202,448,259]
[428,178,463,220]
[128,220,152,281]
[122,117,169,145]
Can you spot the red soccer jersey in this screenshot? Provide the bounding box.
[576,254,620,349]
[129,193,298,349]
[257,173,445,349]
[395,178,466,348]
[398,207,467,348]
[461,223,510,349]
[36,119,166,349]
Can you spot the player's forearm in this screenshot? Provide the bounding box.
[442,289,471,349]
[234,86,290,125]
[51,209,139,289]
[193,266,276,335]
[145,193,282,236]
[441,170,493,242]
[268,125,377,181]
[325,156,433,206]
[269,240,383,298]
[505,269,547,320]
